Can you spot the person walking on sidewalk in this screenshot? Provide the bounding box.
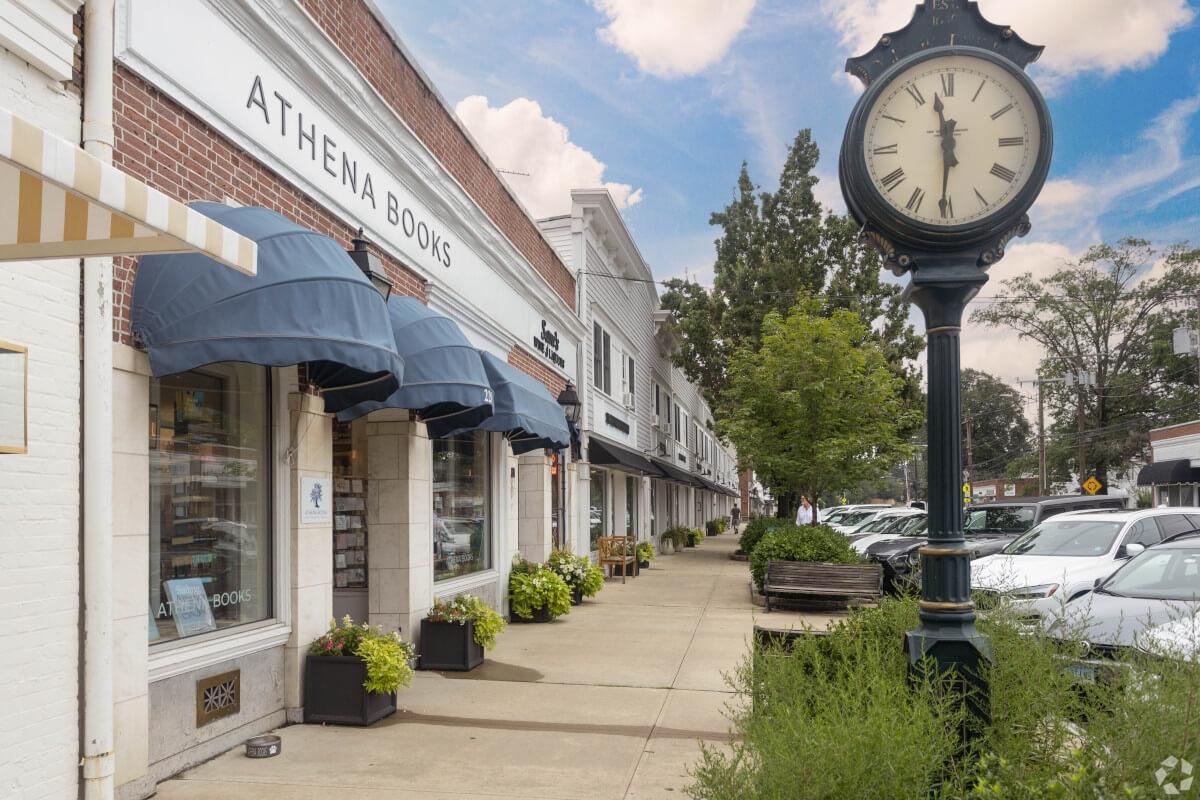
[795,495,813,526]
[731,504,740,529]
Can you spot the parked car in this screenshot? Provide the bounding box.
[972,508,1200,615]
[866,496,1130,590]
[828,506,893,534]
[848,509,926,553]
[1044,531,1200,657]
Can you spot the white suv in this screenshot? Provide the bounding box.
[971,508,1200,614]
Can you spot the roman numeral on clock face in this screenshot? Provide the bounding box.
[873,144,898,155]
[906,85,926,106]
[940,73,954,97]
[906,187,925,213]
[990,163,1017,183]
[991,103,1014,120]
[998,136,1024,147]
[940,195,954,219]
[880,167,905,191]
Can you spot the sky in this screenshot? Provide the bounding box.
[377,0,1200,391]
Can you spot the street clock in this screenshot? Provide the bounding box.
[839,1,1053,275]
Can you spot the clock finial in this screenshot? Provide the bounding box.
[845,1,1043,88]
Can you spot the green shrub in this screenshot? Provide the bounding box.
[692,527,705,544]
[637,541,655,562]
[309,615,415,695]
[716,518,728,533]
[509,565,572,620]
[546,549,605,597]
[749,523,863,591]
[739,517,783,556]
[688,596,1200,800]
[664,526,691,548]
[426,594,506,650]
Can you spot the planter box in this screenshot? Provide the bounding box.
[303,655,395,726]
[570,586,584,606]
[510,604,554,623]
[686,533,698,547]
[638,559,650,570]
[419,619,484,672]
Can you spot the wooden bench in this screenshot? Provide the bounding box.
[598,536,639,583]
[763,560,882,612]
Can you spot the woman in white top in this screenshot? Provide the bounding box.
[795,495,813,526]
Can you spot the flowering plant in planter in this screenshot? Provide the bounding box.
[425,594,505,650]
[308,615,415,695]
[509,560,572,621]
[546,549,604,598]
[636,541,656,564]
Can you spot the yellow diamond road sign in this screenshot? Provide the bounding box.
[1082,476,1102,495]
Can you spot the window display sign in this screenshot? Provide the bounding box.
[301,476,332,524]
[163,578,218,637]
[0,342,27,454]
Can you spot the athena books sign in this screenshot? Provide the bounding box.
[116,0,576,377]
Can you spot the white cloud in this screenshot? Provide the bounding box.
[454,95,644,219]
[593,0,757,78]
[823,0,1194,90]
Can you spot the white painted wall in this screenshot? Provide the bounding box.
[0,44,82,800]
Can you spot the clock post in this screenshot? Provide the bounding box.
[838,0,1052,732]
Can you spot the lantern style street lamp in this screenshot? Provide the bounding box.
[348,228,393,301]
[557,381,582,425]
[838,0,1052,721]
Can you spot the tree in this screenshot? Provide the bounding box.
[961,368,1033,479]
[971,239,1200,489]
[718,301,918,522]
[659,130,923,419]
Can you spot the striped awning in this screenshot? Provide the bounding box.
[0,106,256,275]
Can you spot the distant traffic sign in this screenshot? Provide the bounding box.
[1081,476,1103,495]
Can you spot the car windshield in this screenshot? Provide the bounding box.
[964,506,1035,534]
[1003,519,1124,557]
[860,515,899,533]
[896,515,927,535]
[838,511,874,526]
[1101,547,1200,600]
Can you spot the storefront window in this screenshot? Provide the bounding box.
[625,475,638,537]
[149,365,272,644]
[590,468,607,549]
[432,431,490,581]
[332,419,369,621]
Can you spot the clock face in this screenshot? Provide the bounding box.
[862,53,1042,228]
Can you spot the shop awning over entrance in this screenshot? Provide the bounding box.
[0,107,256,274]
[1137,459,1200,486]
[131,203,403,412]
[472,352,569,455]
[652,456,704,489]
[336,296,492,437]
[588,436,658,475]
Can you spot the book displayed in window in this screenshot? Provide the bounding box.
[332,420,369,590]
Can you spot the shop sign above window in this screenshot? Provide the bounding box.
[0,341,27,454]
[531,319,566,371]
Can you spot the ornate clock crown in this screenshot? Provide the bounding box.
[845,0,1043,88]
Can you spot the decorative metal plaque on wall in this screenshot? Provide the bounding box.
[196,669,240,727]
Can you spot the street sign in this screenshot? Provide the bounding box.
[962,482,972,504]
[1081,476,1102,496]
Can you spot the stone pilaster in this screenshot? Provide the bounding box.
[285,392,333,719]
[364,409,432,644]
[517,452,553,563]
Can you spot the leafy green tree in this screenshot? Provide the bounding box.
[718,301,917,521]
[659,130,923,419]
[961,368,1033,479]
[972,239,1200,489]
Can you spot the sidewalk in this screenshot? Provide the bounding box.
[155,534,837,800]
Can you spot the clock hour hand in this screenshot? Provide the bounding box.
[934,94,958,218]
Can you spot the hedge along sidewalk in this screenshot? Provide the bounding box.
[153,535,843,800]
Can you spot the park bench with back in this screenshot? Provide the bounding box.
[598,535,639,583]
[763,560,883,611]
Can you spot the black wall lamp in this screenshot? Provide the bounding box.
[348,227,393,301]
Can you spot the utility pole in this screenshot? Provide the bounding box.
[1037,383,1046,495]
[964,417,974,485]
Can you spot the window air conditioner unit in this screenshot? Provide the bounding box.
[622,392,635,409]
[651,414,661,428]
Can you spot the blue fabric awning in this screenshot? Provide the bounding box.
[473,352,569,455]
[336,297,492,437]
[131,203,403,413]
